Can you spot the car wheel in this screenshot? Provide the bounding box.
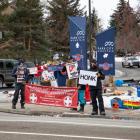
[0,77,4,88]
[128,63,132,68]
[122,62,125,68]
[6,83,13,87]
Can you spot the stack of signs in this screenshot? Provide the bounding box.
[66,62,78,79]
[79,70,97,86]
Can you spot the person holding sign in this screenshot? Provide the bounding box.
[12,59,29,109]
[90,60,106,116]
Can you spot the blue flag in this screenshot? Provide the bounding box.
[96,27,116,75]
[69,16,87,70]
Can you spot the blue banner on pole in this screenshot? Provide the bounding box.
[96,27,116,75]
[69,16,87,70]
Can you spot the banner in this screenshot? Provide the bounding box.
[25,84,78,108]
[48,65,63,72]
[79,70,97,86]
[69,16,87,70]
[96,27,116,75]
[66,62,78,79]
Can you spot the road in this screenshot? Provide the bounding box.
[115,62,140,80]
[0,112,139,140]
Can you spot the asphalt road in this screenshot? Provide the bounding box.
[0,112,140,140]
[115,62,140,80]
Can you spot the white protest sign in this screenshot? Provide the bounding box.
[42,70,55,81]
[28,67,38,75]
[79,70,97,86]
[51,80,58,87]
[66,62,78,79]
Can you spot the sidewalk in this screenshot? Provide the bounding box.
[1,102,140,120]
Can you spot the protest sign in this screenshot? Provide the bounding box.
[25,84,78,108]
[42,70,55,81]
[66,62,78,79]
[79,70,97,86]
[28,67,38,75]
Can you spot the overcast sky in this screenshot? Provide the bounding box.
[41,0,139,29]
[80,0,139,29]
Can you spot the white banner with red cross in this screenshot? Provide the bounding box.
[25,84,78,108]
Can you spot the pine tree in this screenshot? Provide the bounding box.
[46,0,84,53]
[7,0,44,51]
[0,0,9,29]
[110,0,139,53]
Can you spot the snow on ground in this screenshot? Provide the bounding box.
[0,90,14,103]
[115,57,123,62]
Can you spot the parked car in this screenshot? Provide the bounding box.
[122,56,140,68]
[0,59,36,87]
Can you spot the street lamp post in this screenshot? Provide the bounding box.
[89,0,92,65]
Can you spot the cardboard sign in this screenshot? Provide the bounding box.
[79,70,97,86]
[66,62,78,79]
[25,84,78,108]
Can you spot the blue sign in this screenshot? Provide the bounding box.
[96,27,116,75]
[69,16,87,70]
[48,65,63,72]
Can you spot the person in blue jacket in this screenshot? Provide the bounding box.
[11,59,29,109]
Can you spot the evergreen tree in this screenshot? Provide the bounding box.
[46,0,84,53]
[7,0,44,51]
[0,0,9,29]
[110,0,139,53]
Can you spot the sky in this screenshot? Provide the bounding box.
[80,0,139,29]
[41,0,139,29]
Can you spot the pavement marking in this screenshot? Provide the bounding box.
[0,119,140,129]
[0,131,133,140]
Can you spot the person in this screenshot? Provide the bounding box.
[33,64,42,85]
[77,84,86,112]
[12,59,29,109]
[89,60,106,116]
[54,64,67,87]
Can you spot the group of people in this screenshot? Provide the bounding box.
[11,58,106,116]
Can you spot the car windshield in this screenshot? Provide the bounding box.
[14,61,35,68]
[25,62,35,68]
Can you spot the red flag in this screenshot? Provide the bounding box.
[85,84,90,102]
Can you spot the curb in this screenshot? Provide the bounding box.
[0,108,140,121]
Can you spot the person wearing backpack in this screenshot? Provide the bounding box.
[12,59,29,109]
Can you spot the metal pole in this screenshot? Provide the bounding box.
[89,0,92,65]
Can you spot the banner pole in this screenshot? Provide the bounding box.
[89,0,92,65]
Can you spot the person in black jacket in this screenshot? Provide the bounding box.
[90,60,105,115]
[11,59,29,109]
